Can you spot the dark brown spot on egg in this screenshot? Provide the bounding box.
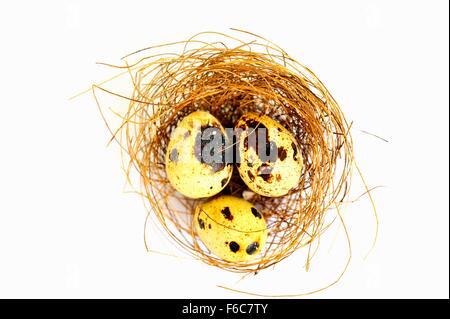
[169,148,178,162]
[197,218,205,230]
[260,174,272,182]
[221,207,233,221]
[246,119,265,130]
[208,224,211,229]
[278,146,287,161]
[258,164,273,183]
[246,242,259,255]
[276,174,282,181]
[251,207,262,219]
[247,170,254,180]
[229,241,240,253]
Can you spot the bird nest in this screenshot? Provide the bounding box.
[93,30,354,274]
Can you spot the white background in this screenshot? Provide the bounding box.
[0,0,448,298]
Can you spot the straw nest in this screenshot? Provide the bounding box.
[94,30,354,274]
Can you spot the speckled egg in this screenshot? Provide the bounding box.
[165,111,233,198]
[194,195,267,262]
[235,112,303,197]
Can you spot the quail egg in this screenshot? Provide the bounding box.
[165,111,232,198]
[194,195,267,262]
[235,112,303,197]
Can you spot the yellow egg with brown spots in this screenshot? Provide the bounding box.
[235,112,303,197]
[165,111,232,198]
[194,195,267,262]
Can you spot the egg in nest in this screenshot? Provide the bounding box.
[235,112,303,197]
[165,111,233,198]
[194,195,267,262]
